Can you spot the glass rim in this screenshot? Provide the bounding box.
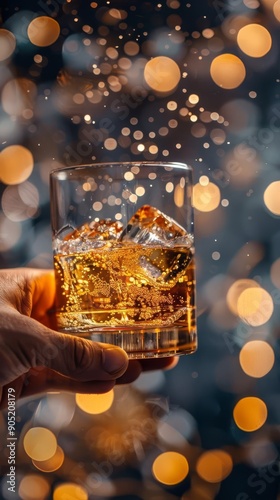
[50,161,192,177]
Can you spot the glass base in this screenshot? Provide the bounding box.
[58,325,197,359]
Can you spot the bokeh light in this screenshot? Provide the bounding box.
[23,427,57,461]
[1,78,37,117]
[233,397,268,431]
[0,29,16,61]
[32,445,65,473]
[124,41,140,56]
[2,183,39,221]
[18,474,50,500]
[152,451,189,485]
[273,0,280,21]
[53,483,88,500]
[221,145,260,188]
[245,438,279,468]
[196,450,233,483]
[0,145,34,184]
[34,393,76,430]
[270,257,280,287]
[226,279,260,316]
[236,287,274,326]
[237,24,272,57]
[104,137,118,150]
[27,17,60,47]
[210,54,246,89]
[144,56,181,93]
[263,181,280,215]
[220,98,259,134]
[239,340,275,378]
[193,181,221,212]
[0,214,21,251]
[174,182,185,207]
[76,390,114,414]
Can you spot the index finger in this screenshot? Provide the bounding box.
[30,270,56,320]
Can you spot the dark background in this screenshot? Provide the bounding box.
[1,1,280,499]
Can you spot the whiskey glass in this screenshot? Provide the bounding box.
[50,162,196,358]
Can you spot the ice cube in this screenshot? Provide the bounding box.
[54,219,123,254]
[87,219,123,241]
[120,205,193,286]
[120,205,193,247]
[139,247,193,286]
[62,219,123,241]
[55,224,76,240]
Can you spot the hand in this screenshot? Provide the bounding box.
[0,268,176,407]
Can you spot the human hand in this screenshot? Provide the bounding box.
[0,268,176,407]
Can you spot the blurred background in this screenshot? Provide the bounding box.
[1,0,280,499]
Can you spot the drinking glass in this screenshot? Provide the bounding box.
[50,162,196,358]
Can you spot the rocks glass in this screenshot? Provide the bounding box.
[50,162,196,358]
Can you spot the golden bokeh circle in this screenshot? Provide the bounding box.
[226,279,260,316]
[76,390,114,414]
[0,145,34,185]
[53,483,88,500]
[196,449,233,483]
[237,24,272,57]
[233,397,267,432]
[263,181,280,215]
[210,54,246,89]
[152,451,189,485]
[32,445,65,473]
[18,474,50,500]
[193,182,221,212]
[144,56,181,93]
[237,287,274,326]
[27,16,60,47]
[23,427,57,461]
[239,340,275,378]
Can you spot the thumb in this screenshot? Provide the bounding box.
[45,331,129,381]
[2,310,129,384]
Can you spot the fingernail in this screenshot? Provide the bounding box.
[102,348,128,375]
